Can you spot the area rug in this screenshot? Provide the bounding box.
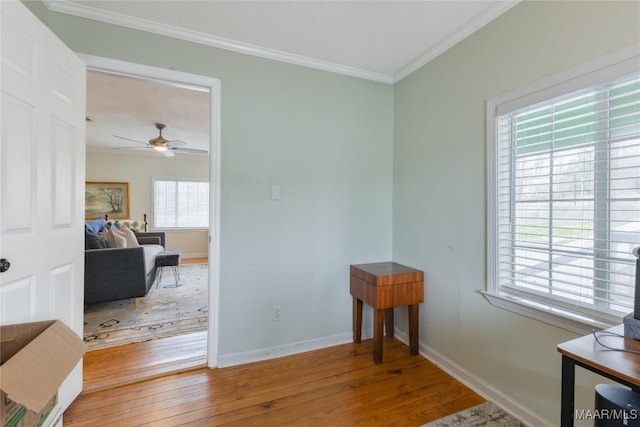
[83,263,208,350]
[422,402,526,427]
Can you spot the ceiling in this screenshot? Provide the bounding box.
[47,0,519,157]
[86,71,211,157]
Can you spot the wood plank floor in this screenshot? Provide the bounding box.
[66,337,484,426]
[82,331,207,394]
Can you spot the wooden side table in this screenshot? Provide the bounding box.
[557,324,640,426]
[350,262,424,364]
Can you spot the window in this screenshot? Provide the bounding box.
[487,49,640,330]
[153,178,209,229]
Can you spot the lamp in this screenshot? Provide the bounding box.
[154,145,168,152]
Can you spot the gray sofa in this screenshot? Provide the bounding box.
[84,232,166,306]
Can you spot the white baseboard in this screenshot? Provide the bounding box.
[218,329,367,368]
[393,329,552,427]
[181,252,208,260]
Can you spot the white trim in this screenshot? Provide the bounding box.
[180,252,208,260]
[217,331,368,368]
[491,42,640,115]
[79,54,222,368]
[208,77,222,368]
[393,329,551,427]
[393,1,520,82]
[481,291,611,335]
[44,0,394,84]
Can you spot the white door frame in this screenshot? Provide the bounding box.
[79,54,221,367]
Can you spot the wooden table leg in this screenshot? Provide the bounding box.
[373,308,384,364]
[385,308,394,337]
[353,297,362,343]
[408,304,419,355]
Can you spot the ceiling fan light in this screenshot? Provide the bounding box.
[154,145,168,152]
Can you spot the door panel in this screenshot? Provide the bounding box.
[52,119,75,226]
[0,0,86,422]
[0,276,34,323]
[1,94,35,232]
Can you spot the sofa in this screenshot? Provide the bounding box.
[84,218,167,306]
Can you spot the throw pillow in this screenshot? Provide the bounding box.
[85,217,106,233]
[85,228,107,249]
[122,225,141,247]
[113,225,140,248]
[112,231,127,248]
[101,228,116,248]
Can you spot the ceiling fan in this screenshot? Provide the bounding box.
[113,123,208,157]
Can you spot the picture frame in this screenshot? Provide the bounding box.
[85,182,130,220]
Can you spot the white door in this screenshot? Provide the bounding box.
[0,0,86,422]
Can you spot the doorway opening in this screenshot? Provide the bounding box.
[81,55,221,380]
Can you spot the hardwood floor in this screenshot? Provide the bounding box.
[82,331,207,394]
[67,337,484,426]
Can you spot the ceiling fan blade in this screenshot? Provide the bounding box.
[115,146,153,150]
[172,147,209,155]
[112,135,149,145]
[167,139,187,147]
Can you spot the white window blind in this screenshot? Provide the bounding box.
[154,178,209,228]
[491,72,640,325]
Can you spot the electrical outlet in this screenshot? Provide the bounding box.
[272,305,281,321]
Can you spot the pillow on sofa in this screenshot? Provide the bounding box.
[113,232,127,248]
[104,221,122,230]
[85,217,106,233]
[85,228,107,249]
[100,227,120,248]
[113,226,139,248]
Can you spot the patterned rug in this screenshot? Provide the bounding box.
[422,402,526,427]
[83,263,208,350]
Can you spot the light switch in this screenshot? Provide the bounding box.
[270,184,281,200]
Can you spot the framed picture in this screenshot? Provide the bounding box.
[85,182,130,220]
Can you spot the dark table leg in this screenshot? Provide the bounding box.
[408,304,419,355]
[385,308,394,337]
[353,297,362,343]
[561,355,575,427]
[373,308,384,364]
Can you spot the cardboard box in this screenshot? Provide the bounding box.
[0,320,86,427]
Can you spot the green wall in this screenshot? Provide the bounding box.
[392,1,640,425]
[47,12,394,355]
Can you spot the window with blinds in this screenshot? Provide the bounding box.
[154,178,209,229]
[488,68,640,326]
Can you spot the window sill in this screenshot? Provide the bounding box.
[481,291,617,335]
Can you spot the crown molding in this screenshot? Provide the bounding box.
[393,1,520,82]
[44,0,518,85]
[42,0,394,84]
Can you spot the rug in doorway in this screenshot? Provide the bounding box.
[83,263,208,350]
[421,402,526,427]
